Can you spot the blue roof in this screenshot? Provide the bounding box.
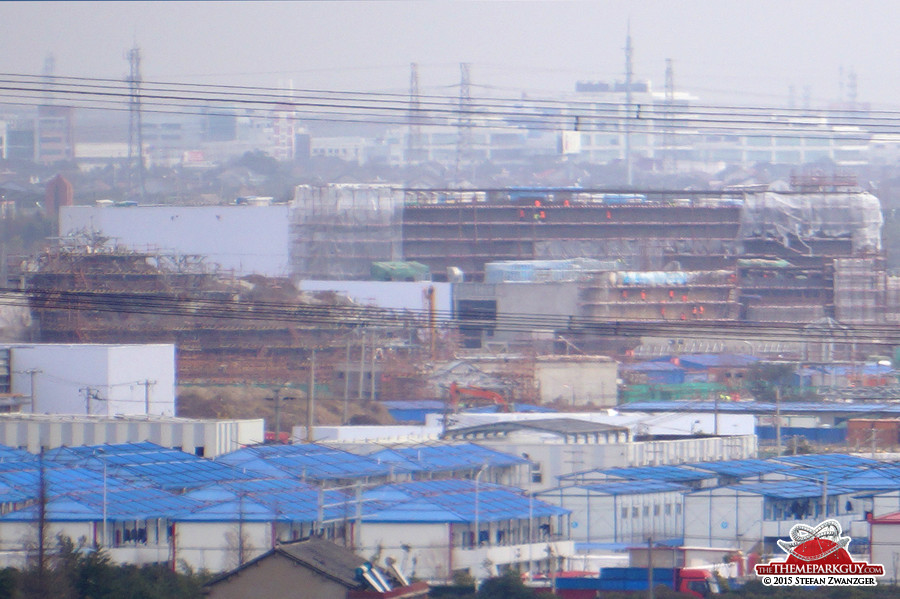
[672,354,759,368]
[687,459,793,478]
[216,444,393,482]
[560,465,715,484]
[622,362,684,372]
[721,480,854,499]
[44,442,252,491]
[618,401,900,415]
[362,480,568,524]
[369,443,527,473]
[380,400,446,410]
[829,468,900,492]
[541,481,688,496]
[774,454,880,471]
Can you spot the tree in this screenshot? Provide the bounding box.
[476,571,537,599]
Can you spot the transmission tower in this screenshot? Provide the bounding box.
[406,63,424,166]
[455,62,473,183]
[848,68,858,108]
[663,58,675,173]
[126,46,146,200]
[42,54,56,100]
[624,27,634,186]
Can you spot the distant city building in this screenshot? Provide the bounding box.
[37,104,75,164]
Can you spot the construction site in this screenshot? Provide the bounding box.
[1,176,892,426]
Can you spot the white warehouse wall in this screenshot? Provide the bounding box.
[298,281,452,314]
[9,344,176,416]
[60,205,292,276]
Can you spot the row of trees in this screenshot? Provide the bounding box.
[1,535,207,599]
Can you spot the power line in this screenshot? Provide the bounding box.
[4,73,900,140]
[8,287,900,347]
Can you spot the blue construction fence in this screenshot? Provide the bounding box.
[756,426,846,445]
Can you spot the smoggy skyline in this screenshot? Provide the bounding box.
[3,1,899,108]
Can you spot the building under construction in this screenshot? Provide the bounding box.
[20,233,415,388]
[292,182,885,325]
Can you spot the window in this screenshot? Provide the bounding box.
[621,507,628,519]
[632,506,639,518]
[676,504,682,515]
[665,503,672,515]
[654,505,660,516]
[530,462,543,484]
[643,506,650,517]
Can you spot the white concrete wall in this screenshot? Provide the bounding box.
[534,356,618,407]
[173,521,273,573]
[870,522,900,582]
[359,522,451,580]
[683,488,764,550]
[9,344,175,416]
[0,520,95,568]
[541,488,684,544]
[460,435,757,492]
[60,205,292,276]
[438,411,757,438]
[0,415,263,457]
[298,281,452,314]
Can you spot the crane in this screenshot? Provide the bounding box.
[448,381,512,413]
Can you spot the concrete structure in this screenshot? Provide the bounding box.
[0,414,263,456]
[60,205,292,276]
[534,355,617,407]
[7,343,175,416]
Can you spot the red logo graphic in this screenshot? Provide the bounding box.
[755,519,883,586]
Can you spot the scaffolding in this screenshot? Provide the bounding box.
[291,184,403,280]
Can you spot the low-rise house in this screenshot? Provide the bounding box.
[204,537,429,599]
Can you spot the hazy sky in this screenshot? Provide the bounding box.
[3,1,899,107]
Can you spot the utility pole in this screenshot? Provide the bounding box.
[647,535,654,599]
[140,379,156,414]
[369,342,377,402]
[358,331,366,401]
[624,25,634,186]
[870,425,878,460]
[774,386,782,457]
[80,386,99,415]
[308,350,316,442]
[265,387,296,444]
[343,338,351,424]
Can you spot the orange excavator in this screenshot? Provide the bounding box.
[448,381,512,413]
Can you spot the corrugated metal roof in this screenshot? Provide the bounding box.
[446,418,628,437]
[721,480,854,499]
[45,442,252,491]
[671,354,759,368]
[619,401,900,415]
[540,481,688,496]
[687,459,793,478]
[362,480,568,523]
[560,465,716,484]
[216,444,394,481]
[369,443,527,473]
